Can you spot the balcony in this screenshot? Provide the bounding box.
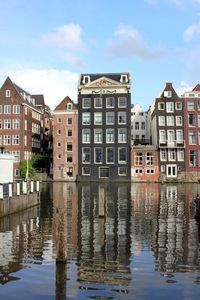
[159,140,185,148]
[132,139,150,146]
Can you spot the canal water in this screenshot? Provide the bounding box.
[0,182,200,300]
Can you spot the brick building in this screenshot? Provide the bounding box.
[53,96,78,181]
[0,77,44,178]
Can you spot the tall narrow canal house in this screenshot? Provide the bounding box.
[53,97,78,181]
[77,73,131,180]
[151,82,185,180]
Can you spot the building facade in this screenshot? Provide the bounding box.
[183,84,200,179]
[0,77,43,178]
[53,97,78,181]
[131,104,150,145]
[151,82,185,180]
[78,73,131,181]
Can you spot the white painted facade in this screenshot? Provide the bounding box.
[0,153,14,183]
[131,104,150,144]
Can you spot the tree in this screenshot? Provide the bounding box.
[20,153,44,179]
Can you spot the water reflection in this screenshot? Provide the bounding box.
[0,182,200,299]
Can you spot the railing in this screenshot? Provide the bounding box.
[132,139,150,146]
[159,140,185,148]
[0,180,40,199]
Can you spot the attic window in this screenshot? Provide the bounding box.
[120,75,128,83]
[5,90,11,97]
[67,103,72,110]
[164,91,172,98]
[83,76,90,84]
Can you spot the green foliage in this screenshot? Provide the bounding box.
[20,153,44,178]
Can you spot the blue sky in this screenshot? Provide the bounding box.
[0,0,200,110]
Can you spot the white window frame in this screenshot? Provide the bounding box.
[4,105,11,114]
[82,112,90,125]
[4,135,11,145]
[176,102,182,110]
[118,147,127,164]
[118,128,126,143]
[82,166,91,176]
[94,128,102,143]
[4,119,11,129]
[5,90,11,97]
[158,116,165,126]
[0,105,2,114]
[82,148,91,164]
[118,112,126,124]
[94,147,103,164]
[118,97,127,108]
[158,102,165,110]
[166,102,174,113]
[94,97,102,108]
[13,135,20,145]
[94,112,102,125]
[13,105,20,114]
[167,116,174,126]
[82,128,90,143]
[82,98,91,108]
[176,116,182,126]
[99,167,109,178]
[177,149,184,161]
[118,167,127,176]
[160,149,167,161]
[106,128,114,143]
[106,97,114,108]
[106,147,115,164]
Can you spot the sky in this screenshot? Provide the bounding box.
[0,0,200,110]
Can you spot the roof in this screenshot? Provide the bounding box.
[54,96,77,111]
[193,84,200,91]
[32,94,45,107]
[79,72,130,84]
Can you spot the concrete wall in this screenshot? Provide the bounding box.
[0,154,14,183]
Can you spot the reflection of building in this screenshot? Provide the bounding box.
[53,97,78,181]
[77,73,131,181]
[77,183,131,288]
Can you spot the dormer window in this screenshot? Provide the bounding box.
[120,75,128,83]
[83,76,90,84]
[164,91,172,98]
[67,103,72,110]
[5,90,11,97]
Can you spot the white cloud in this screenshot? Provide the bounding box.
[106,25,168,61]
[0,69,79,109]
[63,52,87,69]
[183,21,200,42]
[40,24,85,50]
[175,81,194,96]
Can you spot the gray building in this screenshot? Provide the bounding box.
[77,73,131,181]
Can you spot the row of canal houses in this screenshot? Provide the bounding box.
[1,73,200,182]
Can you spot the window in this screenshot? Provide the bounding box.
[82,128,90,143]
[106,112,114,124]
[24,135,27,146]
[177,149,184,161]
[168,149,176,161]
[118,148,127,164]
[5,90,11,97]
[106,128,114,143]
[146,152,153,165]
[12,151,20,162]
[118,97,127,107]
[158,102,165,110]
[166,102,174,113]
[176,116,182,126]
[57,154,62,159]
[4,105,11,114]
[0,105,2,114]
[176,102,182,110]
[187,101,195,110]
[57,129,61,135]
[118,167,127,176]
[94,148,102,163]
[66,167,73,177]
[158,116,165,126]
[13,135,19,145]
[83,76,90,84]
[67,103,72,110]
[141,122,145,130]
[25,107,28,115]
[82,148,91,163]
[94,97,102,108]
[57,117,62,123]
[159,130,166,142]
[94,128,102,143]
[67,118,72,125]
[106,148,114,163]
[66,153,73,163]
[160,149,167,161]
[135,169,143,174]
[14,169,20,177]
[167,116,174,126]
[82,167,91,175]
[118,112,126,124]
[120,75,128,83]
[82,112,90,125]
[188,114,195,126]
[106,97,114,108]
[57,142,61,148]
[198,114,200,127]
[4,135,11,145]
[190,150,197,167]
[13,105,20,114]
[94,112,102,125]
[0,135,2,145]
[0,120,2,130]
[135,122,139,130]
[164,91,172,98]
[67,129,72,137]
[99,167,109,178]
[24,120,27,130]
[67,142,72,151]
[176,130,183,142]
[167,130,175,146]
[189,132,196,145]
[118,128,126,143]
[4,119,11,129]
[135,152,143,166]
[82,98,90,108]
[146,169,155,174]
